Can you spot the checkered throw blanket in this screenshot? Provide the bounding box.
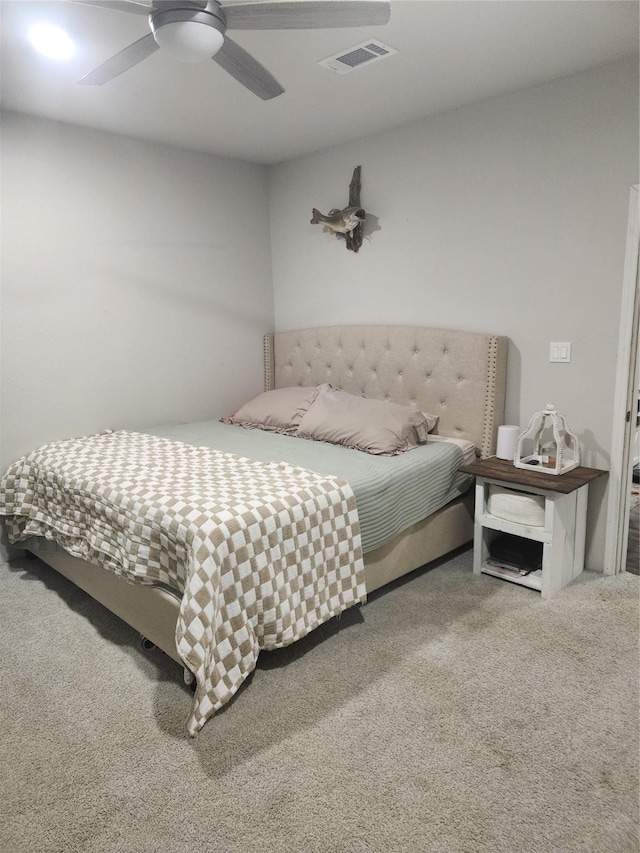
[0,431,366,735]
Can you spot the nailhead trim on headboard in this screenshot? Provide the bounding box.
[481,336,499,459]
[482,334,508,458]
[264,333,275,392]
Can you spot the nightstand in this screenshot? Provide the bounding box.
[459,457,607,599]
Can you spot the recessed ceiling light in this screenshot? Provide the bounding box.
[28,22,76,61]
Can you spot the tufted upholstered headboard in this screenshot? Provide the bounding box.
[263,325,508,459]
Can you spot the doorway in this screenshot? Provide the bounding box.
[605,184,640,575]
[626,361,640,574]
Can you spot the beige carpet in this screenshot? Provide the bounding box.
[1,549,638,853]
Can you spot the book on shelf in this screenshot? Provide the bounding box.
[485,558,539,577]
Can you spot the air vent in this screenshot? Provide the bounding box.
[318,39,397,75]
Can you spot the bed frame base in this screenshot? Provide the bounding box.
[32,547,185,664]
[28,492,474,668]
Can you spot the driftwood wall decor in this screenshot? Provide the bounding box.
[310,166,366,253]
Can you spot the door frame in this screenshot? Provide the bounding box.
[604,184,639,574]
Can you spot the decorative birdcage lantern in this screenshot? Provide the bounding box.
[514,404,581,475]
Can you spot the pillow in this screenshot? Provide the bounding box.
[296,387,437,455]
[221,386,321,434]
[421,412,439,434]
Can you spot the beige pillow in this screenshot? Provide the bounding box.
[296,387,437,455]
[221,386,320,434]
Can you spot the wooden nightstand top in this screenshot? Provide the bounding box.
[459,456,608,495]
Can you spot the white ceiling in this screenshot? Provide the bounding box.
[1,0,638,165]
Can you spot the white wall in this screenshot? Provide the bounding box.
[1,111,274,557]
[268,58,639,570]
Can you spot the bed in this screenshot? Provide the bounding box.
[1,324,507,733]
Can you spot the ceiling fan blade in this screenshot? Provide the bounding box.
[213,36,284,100]
[78,33,159,85]
[224,1,390,30]
[68,0,151,15]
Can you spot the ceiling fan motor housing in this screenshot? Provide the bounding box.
[150,1,227,62]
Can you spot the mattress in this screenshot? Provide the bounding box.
[142,420,474,555]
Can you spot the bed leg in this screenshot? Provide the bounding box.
[140,635,156,651]
[140,634,194,689]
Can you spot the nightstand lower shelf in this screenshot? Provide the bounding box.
[480,563,543,592]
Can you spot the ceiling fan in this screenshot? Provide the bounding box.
[71,0,391,99]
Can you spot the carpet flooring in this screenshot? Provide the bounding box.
[1,549,638,853]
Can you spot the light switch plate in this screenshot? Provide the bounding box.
[549,342,572,363]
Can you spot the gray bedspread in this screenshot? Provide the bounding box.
[143,420,472,554]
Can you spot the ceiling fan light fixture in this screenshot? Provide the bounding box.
[152,20,224,63]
